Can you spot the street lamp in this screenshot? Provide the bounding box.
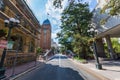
[87,23,102,70]
[0,18,20,79]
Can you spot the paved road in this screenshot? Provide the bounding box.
[15,54,99,80]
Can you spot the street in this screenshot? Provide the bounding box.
[14,54,100,80]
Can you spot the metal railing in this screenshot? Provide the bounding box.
[4,53,36,67]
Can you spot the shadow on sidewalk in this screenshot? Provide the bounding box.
[105,69,120,72]
[102,60,120,67]
[5,60,45,79]
[88,59,120,67]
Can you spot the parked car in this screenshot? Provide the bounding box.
[66,50,75,58]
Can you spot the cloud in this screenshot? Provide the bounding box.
[52,19,58,25]
[82,0,92,5]
[82,0,97,11]
[45,0,68,23]
[52,28,61,37]
[52,33,57,39]
[45,0,68,42]
[25,0,33,6]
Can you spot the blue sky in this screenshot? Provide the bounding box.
[26,0,97,44]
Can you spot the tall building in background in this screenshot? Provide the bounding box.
[40,19,51,50]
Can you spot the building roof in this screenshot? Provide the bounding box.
[43,19,50,25]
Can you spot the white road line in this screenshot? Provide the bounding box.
[59,55,61,67]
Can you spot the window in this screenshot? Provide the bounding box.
[12,35,23,52]
[43,29,47,34]
[28,41,34,52]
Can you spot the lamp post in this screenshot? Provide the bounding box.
[0,18,20,79]
[87,24,102,70]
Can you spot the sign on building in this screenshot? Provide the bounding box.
[0,40,7,49]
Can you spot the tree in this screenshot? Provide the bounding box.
[61,2,92,36]
[57,31,73,51]
[72,33,90,59]
[0,29,7,38]
[36,47,42,57]
[53,0,82,8]
[100,0,120,24]
[56,2,93,59]
[101,0,120,16]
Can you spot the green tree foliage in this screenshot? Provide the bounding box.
[111,38,120,53]
[53,0,82,8]
[101,0,120,16]
[72,34,91,59]
[61,2,92,36]
[104,38,120,58]
[53,0,63,8]
[36,47,42,56]
[57,31,73,51]
[56,2,93,59]
[0,29,7,38]
[100,0,120,25]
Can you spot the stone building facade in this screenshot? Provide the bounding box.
[0,0,41,67]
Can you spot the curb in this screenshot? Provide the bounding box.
[9,62,45,80]
[70,59,110,80]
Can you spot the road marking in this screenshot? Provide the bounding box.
[59,55,61,67]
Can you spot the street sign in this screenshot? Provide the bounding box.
[0,40,7,49]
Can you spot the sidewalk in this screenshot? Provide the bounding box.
[73,59,120,80]
[4,59,45,80]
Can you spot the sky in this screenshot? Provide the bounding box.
[25,0,97,44]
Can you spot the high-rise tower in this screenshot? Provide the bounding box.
[40,19,51,50]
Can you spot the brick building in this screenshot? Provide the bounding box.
[40,19,51,51]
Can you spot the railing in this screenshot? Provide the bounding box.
[4,53,36,67]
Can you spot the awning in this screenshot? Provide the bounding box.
[96,24,120,38]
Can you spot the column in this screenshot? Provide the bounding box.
[105,35,115,59]
[96,38,106,57]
